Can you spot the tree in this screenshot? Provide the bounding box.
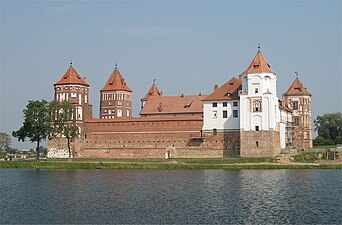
[0,132,11,150]
[12,100,50,160]
[314,112,342,146]
[50,101,79,161]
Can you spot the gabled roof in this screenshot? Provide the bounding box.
[101,67,132,92]
[283,77,312,96]
[204,77,242,101]
[241,50,274,74]
[140,94,207,116]
[142,83,162,101]
[54,64,89,86]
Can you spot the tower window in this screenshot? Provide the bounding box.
[256,141,259,147]
[255,126,260,131]
[253,100,262,112]
[294,117,300,126]
[213,129,217,135]
[255,88,259,94]
[292,101,299,110]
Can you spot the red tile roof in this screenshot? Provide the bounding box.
[204,77,242,101]
[283,78,312,96]
[278,100,292,112]
[54,65,89,86]
[142,83,162,101]
[241,50,274,74]
[140,94,208,116]
[101,67,132,92]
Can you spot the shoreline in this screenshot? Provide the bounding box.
[1,159,341,170]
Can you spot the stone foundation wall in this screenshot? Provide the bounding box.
[240,130,280,157]
[47,138,83,158]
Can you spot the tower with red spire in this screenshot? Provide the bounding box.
[239,49,281,157]
[100,66,132,118]
[283,77,313,149]
[140,82,163,109]
[53,63,93,134]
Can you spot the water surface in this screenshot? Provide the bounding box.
[1,169,341,224]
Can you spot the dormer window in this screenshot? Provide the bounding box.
[229,82,234,85]
[253,64,260,68]
[225,92,232,96]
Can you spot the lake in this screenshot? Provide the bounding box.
[1,169,341,224]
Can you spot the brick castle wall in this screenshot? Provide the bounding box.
[48,117,241,158]
[240,130,280,157]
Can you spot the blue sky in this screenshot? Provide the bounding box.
[1,1,341,148]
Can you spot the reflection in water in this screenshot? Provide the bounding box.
[0,169,341,224]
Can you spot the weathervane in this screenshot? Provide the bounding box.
[295,71,299,78]
[258,43,261,50]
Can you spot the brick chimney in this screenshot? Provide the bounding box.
[214,84,218,91]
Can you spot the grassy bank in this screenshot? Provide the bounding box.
[0,157,341,169]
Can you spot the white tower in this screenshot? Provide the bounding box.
[239,49,280,157]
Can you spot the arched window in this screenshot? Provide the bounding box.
[213,129,217,135]
[253,100,262,112]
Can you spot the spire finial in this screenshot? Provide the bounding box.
[115,60,118,67]
[70,59,73,66]
[295,71,299,79]
[153,79,156,84]
[258,43,261,50]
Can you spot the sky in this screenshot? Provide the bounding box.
[0,0,341,148]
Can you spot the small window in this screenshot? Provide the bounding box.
[255,88,259,94]
[223,110,228,118]
[213,129,217,135]
[233,102,238,107]
[223,102,228,107]
[292,101,299,110]
[233,110,238,118]
[294,117,300,126]
[255,126,259,131]
[253,64,260,68]
[212,111,217,119]
[256,141,259,148]
[212,102,217,107]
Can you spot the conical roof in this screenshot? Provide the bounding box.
[283,77,312,96]
[142,83,162,101]
[241,50,274,74]
[101,67,132,92]
[54,64,89,86]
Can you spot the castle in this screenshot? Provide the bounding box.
[47,49,313,158]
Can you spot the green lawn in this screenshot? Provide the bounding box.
[0,157,341,169]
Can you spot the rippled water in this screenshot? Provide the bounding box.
[1,169,341,224]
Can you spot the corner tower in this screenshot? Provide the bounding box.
[140,82,162,109]
[239,49,281,157]
[54,63,93,134]
[283,77,313,149]
[100,66,132,118]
